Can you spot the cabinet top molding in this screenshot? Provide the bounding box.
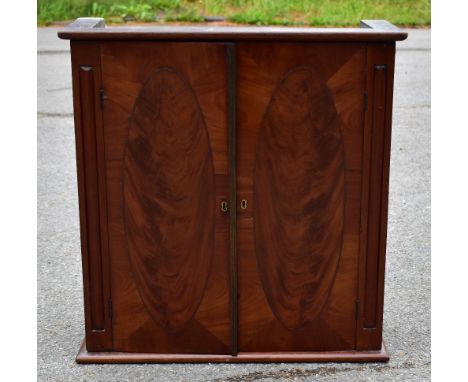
[58,18,407,42]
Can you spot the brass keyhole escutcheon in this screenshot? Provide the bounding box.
[221,200,228,213]
[240,199,247,210]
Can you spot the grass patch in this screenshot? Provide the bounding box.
[38,0,431,26]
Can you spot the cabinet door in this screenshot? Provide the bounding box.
[101,42,231,354]
[237,42,366,351]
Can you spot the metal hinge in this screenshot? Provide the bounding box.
[355,299,361,320]
[364,91,368,112]
[108,298,113,320]
[99,87,107,109]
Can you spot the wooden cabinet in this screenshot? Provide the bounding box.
[58,18,407,363]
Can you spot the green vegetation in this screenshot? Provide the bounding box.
[37,0,431,27]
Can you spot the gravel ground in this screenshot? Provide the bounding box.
[37,27,430,381]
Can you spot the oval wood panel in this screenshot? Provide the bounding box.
[254,67,345,330]
[123,68,215,331]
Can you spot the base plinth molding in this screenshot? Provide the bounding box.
[76,340,389,363]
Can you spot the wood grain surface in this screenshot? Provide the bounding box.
[68,36,398,359]
[58,24,408,42]
[76,339,389,363]
[237,42,366,352]
[356,42,396,350]
[101,42,231,354]
[70,41,113,351]
[123,68,216,331]
[254,67,345,330]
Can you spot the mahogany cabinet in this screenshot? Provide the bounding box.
[58,18,407,363]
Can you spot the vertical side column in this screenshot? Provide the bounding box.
[70,41,113,351]
[227,42,238,356]
[356,42,396,350]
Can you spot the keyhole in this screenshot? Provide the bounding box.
[221,200,228,213]
[240,199,247,210]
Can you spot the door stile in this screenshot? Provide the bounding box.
[227,42,238,356]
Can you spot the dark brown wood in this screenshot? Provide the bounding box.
[356,42,396,350]
[236,42,366,352]
[101,41,231,355]
[226,42,238,356]
[254,66,345,330]
[76,339,389,363]
[58,20,407,42]
[123,67,216,332]
[70,41,113,351]
[62,20,404,362]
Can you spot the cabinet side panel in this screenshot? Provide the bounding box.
[356,42,395,350]
[70,41,113,351]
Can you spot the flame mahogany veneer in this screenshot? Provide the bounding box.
[58,18,406,363]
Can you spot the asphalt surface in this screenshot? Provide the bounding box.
[37,27,430,381]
